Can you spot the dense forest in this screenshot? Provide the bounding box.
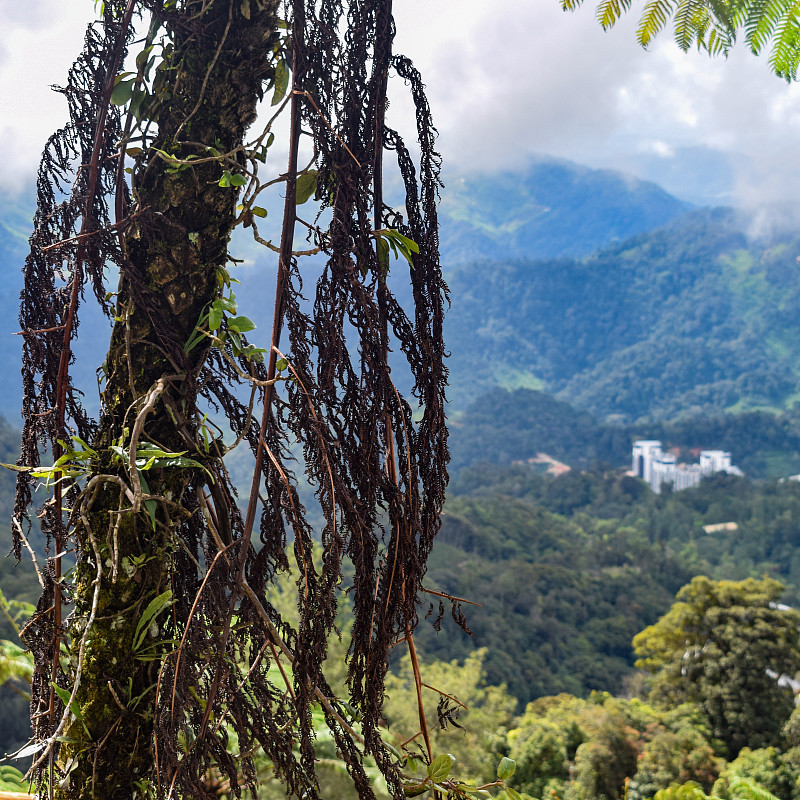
[444,209,800,418]
[449,387,800,479]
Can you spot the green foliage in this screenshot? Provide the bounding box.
[634,577,800,757]
[713,749,800,800]
[652,782,722,800]
[562,0,800,81]
[629,706,722,800]
[0,764,29,792]
[295,170,318,205]
[384,649,517,787]
[417,489,691,703]
[373,228,420,271]
[444,210,800,418]
[507,694,706,800]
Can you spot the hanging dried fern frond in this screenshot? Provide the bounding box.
[15,0,450,798]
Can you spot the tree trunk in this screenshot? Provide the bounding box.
[55,3,279,797]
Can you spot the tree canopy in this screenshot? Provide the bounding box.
[633,577,800,757]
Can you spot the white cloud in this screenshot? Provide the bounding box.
[0,0,94,193]
[392,0,800,209]
[3,0,800,210]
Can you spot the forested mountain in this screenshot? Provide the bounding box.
[445,208,800,418]
[0,191,33,422]
[0,157,694,422]
[4,161,800,426]
[435,157,692,263]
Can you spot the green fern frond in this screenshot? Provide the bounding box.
[674,0,709,50]
[744,0,788,54]
[562,0,800,81]
[705,26,733,54]
[768,1,800,78]
[709,0,742,33]
[638,0,678,47]
[708,0,741,50]
[597,0,635,28]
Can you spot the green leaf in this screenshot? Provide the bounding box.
[218,295,237,312]
[376,236,390,274]
[252,206,268,218]
[218,171,232,188]
[135,45,154,69]
[505,787,524,800]
[230,172,247,187]
[129,87,148,120]
[401,781,430,798]
[272,59,289,106]
[208,304,224,332]
[386,229,420,254]
[240,0,251,18]
[111,78,136,107]
[52,683,84,725]
[133,590,173,651]
[295,170,318,205]
[52,683,72,709]
[135,446,188,459]
[427,753,455,782]
[276,357,288,371]
[137,472,157,530]
[228,315,256,333]
[497,757,516,780]
[243,345,267,363]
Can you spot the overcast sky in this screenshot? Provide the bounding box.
[2,0,800,210]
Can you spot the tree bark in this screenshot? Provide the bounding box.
[55,3,279,797]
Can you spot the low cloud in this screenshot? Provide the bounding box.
[0,0,93,193]
[393,0,800,212]
[3,1,800,215]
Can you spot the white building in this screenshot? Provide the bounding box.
[632,440,743,493]
[631,440,662,485]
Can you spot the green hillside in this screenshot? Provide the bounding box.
[0,160,694,420]
[448,386,800,480]
[436,157,692,263]
[445,208,800,419]
[418,465,800,707]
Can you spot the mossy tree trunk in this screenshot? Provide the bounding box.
[55,3,279,797]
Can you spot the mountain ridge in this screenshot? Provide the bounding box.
[443,206,800,419]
